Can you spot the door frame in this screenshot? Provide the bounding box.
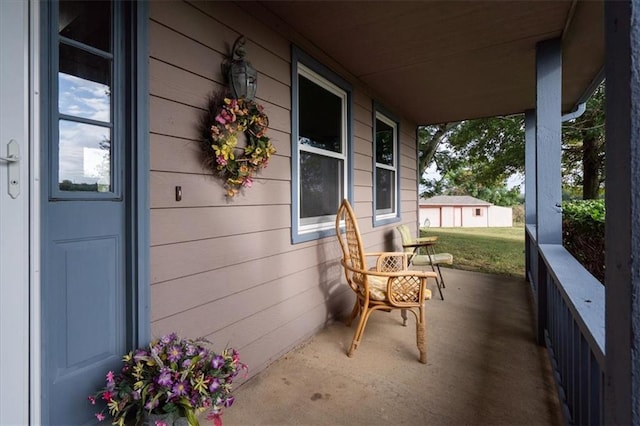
[0,1,31,424]
[33,0,149,422]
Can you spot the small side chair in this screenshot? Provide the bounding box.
[396,224,453,300]
[335,199,437,363]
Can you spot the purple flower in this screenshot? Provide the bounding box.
[161,333,177,345]
[208,378,220,393]
[157,370,172,387]
[211,355,225,369]
[168,345,183,363]
[224,395,235,408]
[133,349,147,362]
[172,380,189,397]
[182,359,192,369]
[185,344,196,357]
[144,398,159,411]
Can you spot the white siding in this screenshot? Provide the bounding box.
[488,205,513,227]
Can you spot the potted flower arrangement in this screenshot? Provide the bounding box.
[88,333,247,426]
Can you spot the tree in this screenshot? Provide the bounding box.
[562,83,605,199]
[417,123,459,179]
[419,115,525,206]
[438,167,522,206]
[418,82,606,201]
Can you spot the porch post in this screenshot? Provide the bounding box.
[535,39,562,345]
[604,1,640,424]
[524,109,536,285]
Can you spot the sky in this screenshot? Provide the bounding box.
[58,72,111,186]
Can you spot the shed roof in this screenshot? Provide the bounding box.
[253,1,604,125]
[420,195,493,206]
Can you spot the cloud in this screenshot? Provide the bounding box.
[59,73,111,122]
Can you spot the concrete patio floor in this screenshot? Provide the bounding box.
[224,268,563,426]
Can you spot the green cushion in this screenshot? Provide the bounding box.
[411,253,453,266]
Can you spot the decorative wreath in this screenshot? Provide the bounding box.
[203,96,276,197]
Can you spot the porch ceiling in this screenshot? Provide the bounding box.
[257,1,604,125]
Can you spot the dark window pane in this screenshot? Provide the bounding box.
[376,168,395,213]
[299,75,342,152]
[376,118,394,165]
[59,1,111,52]
[59,120,111,192]
[300,152,343,220]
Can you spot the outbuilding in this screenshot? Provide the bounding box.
[420,195,513,227]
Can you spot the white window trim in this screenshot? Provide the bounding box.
[374,111,398,221]
[296,63,349,235]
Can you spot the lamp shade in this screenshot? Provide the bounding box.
[227,37,257,100]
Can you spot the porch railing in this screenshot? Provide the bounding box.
[526,225,605,425]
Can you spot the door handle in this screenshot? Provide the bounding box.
[2,139,20,198]
[0,155,19,163]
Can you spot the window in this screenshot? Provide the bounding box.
[373,105,400,225]
[53,0,120,199]
[292,48,352,243]
[474,208,483,217]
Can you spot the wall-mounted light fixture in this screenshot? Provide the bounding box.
[225,36,257,100]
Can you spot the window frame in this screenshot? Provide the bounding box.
[49,1,123,201]
[372,102,401,226]
[473,207,483,217]
[291,46,353,244]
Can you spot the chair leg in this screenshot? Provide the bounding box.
[429,258,445,300]
[346,299,360,327]
[401,309,408,326]
[416,306,427,364]
[436,264,446,288]
[348,304,373,357]
[435,276,444,300]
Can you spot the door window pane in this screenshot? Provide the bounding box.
[59,44,111,122]
[59,0,111,52]
[300,152,343,221]
[59,120,111,192]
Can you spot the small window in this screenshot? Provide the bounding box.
[54,0,118,198]
[292,49,352,243]
[373,105,400,226]
[473,208,483,217]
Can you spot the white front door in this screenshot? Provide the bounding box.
[0,0,31,424]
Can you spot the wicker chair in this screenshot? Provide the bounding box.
[335,199,437,363]
[397,224,453,300]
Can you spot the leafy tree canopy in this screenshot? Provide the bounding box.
[419,82,605,202]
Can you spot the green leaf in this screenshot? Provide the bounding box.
[185,408,199,426]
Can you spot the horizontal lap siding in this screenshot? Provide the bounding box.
[148,0,420,377]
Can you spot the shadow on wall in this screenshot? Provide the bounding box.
[317,238,353,327]
[383,228,397,252]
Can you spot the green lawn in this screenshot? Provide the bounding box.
[420,225,526,278]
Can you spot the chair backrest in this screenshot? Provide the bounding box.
[335,199,366,293]
[396,224,414,254]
